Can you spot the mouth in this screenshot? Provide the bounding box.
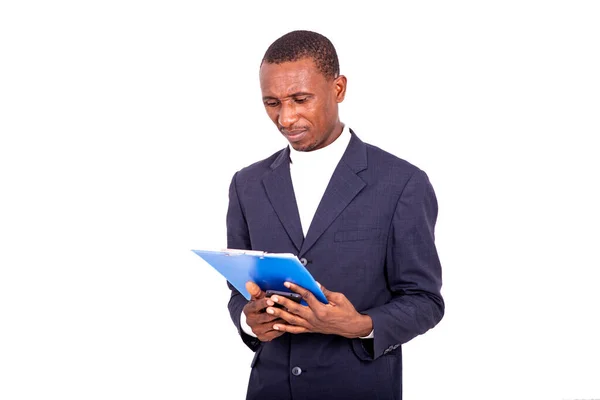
[281,128,308,142]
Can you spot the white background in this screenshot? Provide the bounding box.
[1,1,599,399]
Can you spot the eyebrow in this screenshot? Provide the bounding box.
[262,92,313,101]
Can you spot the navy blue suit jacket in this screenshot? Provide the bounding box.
[226,130,444,400]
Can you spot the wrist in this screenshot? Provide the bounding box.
[351,314,373,338]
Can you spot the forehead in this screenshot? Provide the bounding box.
[259,58,329,97]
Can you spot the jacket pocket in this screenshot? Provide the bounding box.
[334,228,383,242]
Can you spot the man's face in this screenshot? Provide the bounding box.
[259,58,346,152]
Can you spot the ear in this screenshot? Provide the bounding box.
[333,75,347,103]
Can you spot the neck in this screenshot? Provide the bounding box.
[314,121,344,151]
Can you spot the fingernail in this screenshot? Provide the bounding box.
[266,300,274,306]
[271,296,279,302]
[273,325,280,330]
[267,308,274,314]
[284,282,291,288]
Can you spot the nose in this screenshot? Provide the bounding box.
[278,101,299,128]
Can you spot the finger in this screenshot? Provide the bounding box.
[251,318,287,334]
[246,281,264,300]
[268,294,308,319]
[273,323,309,334]
[257,320,288,341]
[254,312,283,324]
[244,297,270,314]
[316,281,331,298]
[316,282,336,305]
[266,306,308,327]
[284,281,322,309]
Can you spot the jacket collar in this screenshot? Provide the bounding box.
[263,129,367,255]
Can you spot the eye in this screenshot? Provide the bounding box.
[264,100,280,107]
[294,97,309,104]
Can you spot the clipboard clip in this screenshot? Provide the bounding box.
[221,249,267,259]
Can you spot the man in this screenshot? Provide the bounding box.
[225,30,444,400]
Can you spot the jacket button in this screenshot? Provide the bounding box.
[299,258,308,266]
[291,366,302,376]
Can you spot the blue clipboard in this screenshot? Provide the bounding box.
[192,249,328,305]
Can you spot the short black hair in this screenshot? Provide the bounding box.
[261,30,340,80]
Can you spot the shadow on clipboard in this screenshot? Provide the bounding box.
[192,248,328,305]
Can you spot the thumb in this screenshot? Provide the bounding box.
[316,281,334,302]
[246,281,264,300]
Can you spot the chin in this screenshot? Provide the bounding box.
[290,141,316,152]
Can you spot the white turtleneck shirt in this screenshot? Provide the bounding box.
[288,124,352,236]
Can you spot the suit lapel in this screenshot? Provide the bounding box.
[262,147,304,252]
[299,131,368,257]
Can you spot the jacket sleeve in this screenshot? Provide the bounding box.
[354,169,445,360]
[225,172,261,351]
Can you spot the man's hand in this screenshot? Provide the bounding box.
[242,282,286,342]
[265,282,373,338]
